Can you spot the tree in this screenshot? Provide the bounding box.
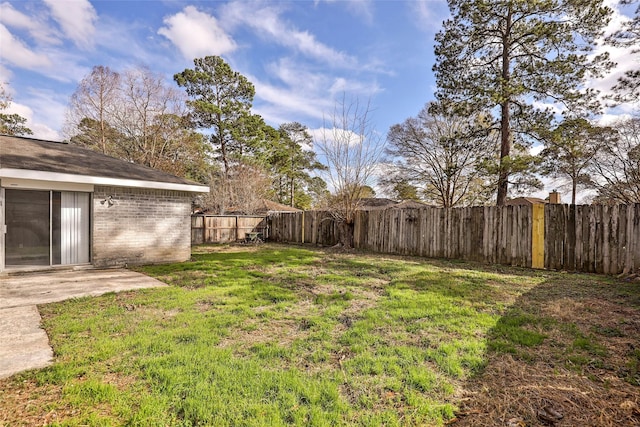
[607,0,640,105]
[306,176,331,209]
[383,179,420,201]
[433,0,615,205]
[315,96,385,247]
[385,103,496,207]
[589,116,640,204]
[66,66,208,180]
[270,122,326,209]
[539,118,617,204]
[174,56,256,177]
[0,83,32,136]
[66,66,120,154]
[112,67,207,176]
[201,161,272,215]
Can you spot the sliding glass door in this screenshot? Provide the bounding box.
[58,191,90,265]
[5,190,50,266]
[4,189,90,268]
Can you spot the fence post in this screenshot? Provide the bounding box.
[301,211,305,244]
[531,204,545,268]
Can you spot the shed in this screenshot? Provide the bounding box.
[0,135,209,272]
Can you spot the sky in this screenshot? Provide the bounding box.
[0,0,638,200]
[0,0,451,140]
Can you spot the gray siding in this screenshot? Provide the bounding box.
[92,186,192,267]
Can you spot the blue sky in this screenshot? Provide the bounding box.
[0,1,637,151]
[0,0,453,140]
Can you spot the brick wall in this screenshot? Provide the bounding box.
[92,186,193,267]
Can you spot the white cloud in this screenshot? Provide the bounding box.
[266,58,326,92]
[598,112,633,126]
[221,1,358,68]
[587,1,639,113]
[0,64,13,87]
[531,100,564,116]
[43,0,96,49]
[0,24,52,68]
[253,58,381,127]
[253,78,331,122]
[6,99,60,140]
[0,2,59,45]
[158,6,237,60]
[328,77,381,97]
[410,0,449,33]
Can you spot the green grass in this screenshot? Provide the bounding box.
[3,244,638,426]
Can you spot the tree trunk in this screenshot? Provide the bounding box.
[497,100,510,206]
[496,7,513,207]
[338,220,355,248]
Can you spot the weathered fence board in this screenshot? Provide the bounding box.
[270,206,532,268]
[544,204,640,274]
[268,204,640,275]
[191,215,268,244]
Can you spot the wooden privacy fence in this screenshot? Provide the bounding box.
[545,204,640,274]
[268,204,640,275]
[191,215,268,244]
[269,210,341,247]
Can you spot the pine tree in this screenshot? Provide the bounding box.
[433,0,615,204]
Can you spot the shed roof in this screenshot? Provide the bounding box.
[0,135,208,192]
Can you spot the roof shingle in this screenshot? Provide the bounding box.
[0,135,207,188]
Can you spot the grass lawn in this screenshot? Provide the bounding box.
[1,244,639,426]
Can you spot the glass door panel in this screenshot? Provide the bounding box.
[5,189,50,266]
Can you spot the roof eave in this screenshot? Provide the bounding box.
[0,168,210,193]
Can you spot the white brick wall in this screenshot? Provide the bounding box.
[92,186,193,267]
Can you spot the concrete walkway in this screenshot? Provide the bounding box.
[0,269,167,379]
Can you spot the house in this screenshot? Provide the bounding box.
[390,200,431,209]
[505,191,562,206]
[505,197,548,206]
[0,135,209,272]
[254,199,303,215]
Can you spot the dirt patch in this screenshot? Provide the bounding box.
[454,355,640,426]
[453,279,640,427]
[217,299,316,351]
[0,371,139,427]
[0,380,68,427]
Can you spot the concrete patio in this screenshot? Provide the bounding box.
[0,269,167,379]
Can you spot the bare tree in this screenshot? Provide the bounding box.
[384,102,496,207]
[111,67,195,167]
[201,161,272,214]
[589,116,640,204]
[66,65,208,180]
[315,96,385,247]
[66,66,120,154]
